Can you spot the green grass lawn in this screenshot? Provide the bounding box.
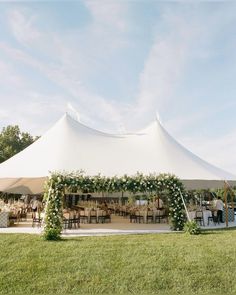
[0,230,236,295]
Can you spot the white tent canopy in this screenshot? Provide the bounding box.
[0,113,235,194]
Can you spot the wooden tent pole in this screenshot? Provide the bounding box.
[179,190,190,221]
[224,181,228,227]
[230,188,234,221]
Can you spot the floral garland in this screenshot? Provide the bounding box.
[43,172,186,239]
[43,175,64,240]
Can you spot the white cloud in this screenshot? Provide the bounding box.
[2,6,131,132]
[166,101,236,137]
[7,8,41,47]
[0,33,125,133]
[0,59,27,89]
[128,5,236,129]
[84,0,128,32]
[0,91,67,135]
[120,11,200,130]
[1,3,236,176]
[180,129,236,175]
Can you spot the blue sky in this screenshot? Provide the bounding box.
[0,0,236,174]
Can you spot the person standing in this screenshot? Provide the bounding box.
[215,196,224,223]
[30,197,39,219]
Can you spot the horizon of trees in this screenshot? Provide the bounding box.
[0,125,39,164]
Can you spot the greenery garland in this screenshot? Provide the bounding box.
[43,175,64,240]
[43,172,186,240]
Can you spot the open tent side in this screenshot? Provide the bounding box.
[43,172,186,240]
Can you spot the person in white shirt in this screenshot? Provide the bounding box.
[215,197,224,223]
[30,197,39,219]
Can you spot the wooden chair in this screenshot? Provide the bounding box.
[19,208,27,222]
[9,213,18,224]
[68,212,80,229]
[130,211,137,223]
[79,210,89,223]
[159,209,168,223]
[104,211,111,223]
[207,210,216,225]
[98,211,106,223]
[155,210,163,223]
[63,217,70,229]
[146,210,154,223]
[32,217,42,227]
[194,210,204,226]
[135,211,144,223]
[90,210,97,223]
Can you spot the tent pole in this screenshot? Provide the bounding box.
[224,181,228,227]
[179,190,190,222]
[231,191,234,223]
[225,181,235,223]
[230,188,234,222]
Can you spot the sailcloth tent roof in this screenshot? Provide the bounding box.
[0,113,235,194]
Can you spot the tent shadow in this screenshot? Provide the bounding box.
[201,226,236,235]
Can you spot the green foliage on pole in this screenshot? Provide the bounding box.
[43,175,64,240]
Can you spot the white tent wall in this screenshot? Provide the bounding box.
[0,113,235,194]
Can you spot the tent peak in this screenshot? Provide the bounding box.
[155,111,163,126]
[66,103,81,122]
[63,112,163,136]
[62,112,128,138]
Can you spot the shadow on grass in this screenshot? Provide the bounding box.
[201,226,236,235]
[40,226,236,241]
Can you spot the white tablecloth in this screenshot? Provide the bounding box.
[134,210,166,223]
[83,209,107,222]
[188,210,212,226]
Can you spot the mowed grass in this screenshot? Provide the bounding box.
[0,230,236,295]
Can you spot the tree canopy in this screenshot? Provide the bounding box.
[0,125,38,163]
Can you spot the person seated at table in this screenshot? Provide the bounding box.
[101,201,108,211]
[154,197,164,210]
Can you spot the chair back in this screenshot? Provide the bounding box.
[195,210,203,218]
[147,210,152,216]
[90,210,97,217]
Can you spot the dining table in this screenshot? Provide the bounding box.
[188,210,212,226]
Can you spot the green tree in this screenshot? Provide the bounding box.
[0,125,38,163]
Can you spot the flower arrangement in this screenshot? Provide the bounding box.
[43,172,186,239]
[184,220,201,235]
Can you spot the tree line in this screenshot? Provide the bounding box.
[0,125,39,164]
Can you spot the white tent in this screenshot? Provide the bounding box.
[0,113,235,194]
